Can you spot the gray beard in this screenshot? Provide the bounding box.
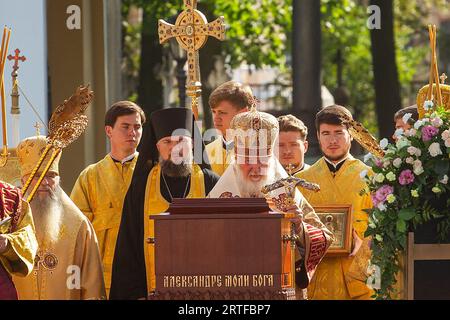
[234,159,277,198]
[159,157,192,177]
[29,185,63,247]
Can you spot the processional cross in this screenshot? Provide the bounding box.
[158,0,226,119]
[7,48,26,75]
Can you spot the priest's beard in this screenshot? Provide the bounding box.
[29,185,63,247]
[159,152,193,178]
[234,158,276,198]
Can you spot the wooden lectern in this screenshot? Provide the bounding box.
[148,198,297,300]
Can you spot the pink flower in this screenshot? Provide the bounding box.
[374,158,383,167]
[399,169,415,185]
[422,125,439,142]
[373,185,394,206]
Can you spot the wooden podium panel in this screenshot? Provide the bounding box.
[149,198,296,300]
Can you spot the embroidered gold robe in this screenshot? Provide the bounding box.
[205,138,233,176]
[208,159,334,299]
[1,200,37,278]
[13,192,106,300]
[296,156,373,300]
[70,154,137,294]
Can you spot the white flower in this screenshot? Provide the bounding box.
[383,160,391,168]
[402,113,412,124]
[377,203,386,212]
[363,153,373,163]
[432,186,441,194]
[393,158,402,168]
[428,142,443,157]
[414,120,424,130]
[431,117,443,128]
[413,160,424,175]
[396,138,411,150]
[380,138,389,150]
[406,128,417,137]
[394,128,404,138]
[369,222,377,229]
[387,194,396,203]
[411,189,419,198]
[360,169,369,179]
[375,234,384,242]
[407,146,421,157]
[386,172,396,181]
[440,175,448,185]
[423,100,434,110]
[442,130,450,141]
[405,157,414,164]
[375,173,385,183]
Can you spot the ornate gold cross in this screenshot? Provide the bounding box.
[158,0,226,119]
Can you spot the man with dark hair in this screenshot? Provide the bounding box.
[277,114,310,174]
[393,105,419,140]
[70,100,145,296]
[296,105,373,300]
[206,80,253,175]
[110,108,219,300]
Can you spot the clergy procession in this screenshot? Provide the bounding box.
[1,0,450,302]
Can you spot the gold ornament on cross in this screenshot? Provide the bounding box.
[158,0,226,119]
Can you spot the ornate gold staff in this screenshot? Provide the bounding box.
[158,0,226,119]
[22,85,93,202]
[417,24,450,118]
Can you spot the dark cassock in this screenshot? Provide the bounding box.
[110,108,219,300]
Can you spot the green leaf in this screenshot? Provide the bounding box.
[398,208,416,221]
[396,219,406,233]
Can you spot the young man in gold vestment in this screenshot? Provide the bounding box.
[13,136,106,300]
[296,105,374,300]
[70,101,145,296]
[110,108,219,300]
[206,80,253,175]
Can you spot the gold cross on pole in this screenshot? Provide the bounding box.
[158,0,226,119]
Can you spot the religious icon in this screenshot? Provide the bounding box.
[314,205,353,256]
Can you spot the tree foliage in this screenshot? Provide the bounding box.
[121,0,449,135]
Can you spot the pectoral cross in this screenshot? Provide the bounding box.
[158,0,226,119]
[440,73,447,84]
[7,49,26,74]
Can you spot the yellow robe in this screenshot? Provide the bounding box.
[143,164,205,292]
[0,200,37,278]
[296,156,373,300]
[205,138,233,176]
[70,154,136,294]
[13,193,106,300]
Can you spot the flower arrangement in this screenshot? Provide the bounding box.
[361,104,450,299]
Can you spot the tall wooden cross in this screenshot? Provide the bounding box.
[7,48,26,74]
[158,0,226,119]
